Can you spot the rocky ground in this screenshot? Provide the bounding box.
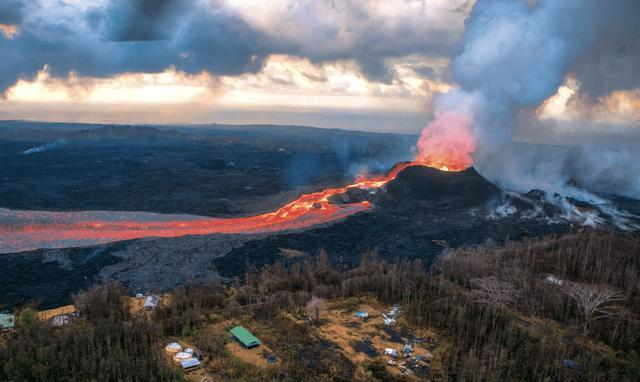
[0,121,414,216]
[1,165,577,309]
[1,122,638,310]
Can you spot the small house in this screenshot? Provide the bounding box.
[143,295,160,310]
[180,357,201,372]
[402,344,413,355]
[384,348,398,357]
[0,313,15,332]
[563,359,582,370]
[51,314,71,327]
[354,310,369,318]
[231,326,261,349]
[546,275,563,286]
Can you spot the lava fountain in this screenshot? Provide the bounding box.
[414,110,475,172]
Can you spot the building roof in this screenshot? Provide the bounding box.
[143,295,160,309]
[355,310,369,318]
[37,304,77,321]
[50,314,71,327]
[180,358,201,369]
[384,348,398,356]
[231,326,261,348]
[0,313,15,330]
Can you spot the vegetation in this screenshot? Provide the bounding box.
[1,285,183,382]
[1,231,639,381]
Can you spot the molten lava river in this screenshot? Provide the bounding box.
[0,162,439,254]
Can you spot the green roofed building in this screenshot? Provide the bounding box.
[231,326,261,348]
[0,313,15,332]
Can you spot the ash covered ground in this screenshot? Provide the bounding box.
[0,121,638,309]
[0,121,414,216]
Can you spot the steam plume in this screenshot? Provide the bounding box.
[417,0,640,200]
[20,139,66,155]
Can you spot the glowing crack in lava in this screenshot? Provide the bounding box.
[414,111,475,172]
[0,163,419,254]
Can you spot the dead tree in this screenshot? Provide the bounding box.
[469,277,519,326]
[562,282,624,335]
[470,277,519,308]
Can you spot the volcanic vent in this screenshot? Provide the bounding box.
[383,165,500,206]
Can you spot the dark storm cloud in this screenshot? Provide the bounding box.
[0,0,470,94]
[2,0,638,100]
[105,0,190,42]
[570,0,640,98]
[412,64,436,78]
[172,11,268,76]
[0,0,270,94]
[285,4,462,84]
[356,59,396,84]
[0,0,24,25]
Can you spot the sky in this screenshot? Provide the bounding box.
[0,0,638,135]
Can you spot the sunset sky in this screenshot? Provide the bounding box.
[0,0,638,134]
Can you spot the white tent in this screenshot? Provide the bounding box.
[173,352,193,365]
[384,348,398,357]
[165,342,183,355]
[51,314,71,327]
[143,295,160,310]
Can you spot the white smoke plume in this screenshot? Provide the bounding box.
[420,0,640,202]
[20,139,66,155]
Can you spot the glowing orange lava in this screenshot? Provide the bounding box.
[0,162,419,254]
[414,111,475,172]
[0,111,480,254]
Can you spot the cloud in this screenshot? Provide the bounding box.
[448,0,640,153]
[227,0,470,82]
[569,0,640,99]
[413,0,640,200]
[0,0,469,95]
[0,0,269,94]
[104,0,188,42]
[0,0,24,25]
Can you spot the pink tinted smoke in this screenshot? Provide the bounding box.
[414,111,476,171]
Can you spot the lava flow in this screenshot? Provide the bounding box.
[0,162,430,254]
